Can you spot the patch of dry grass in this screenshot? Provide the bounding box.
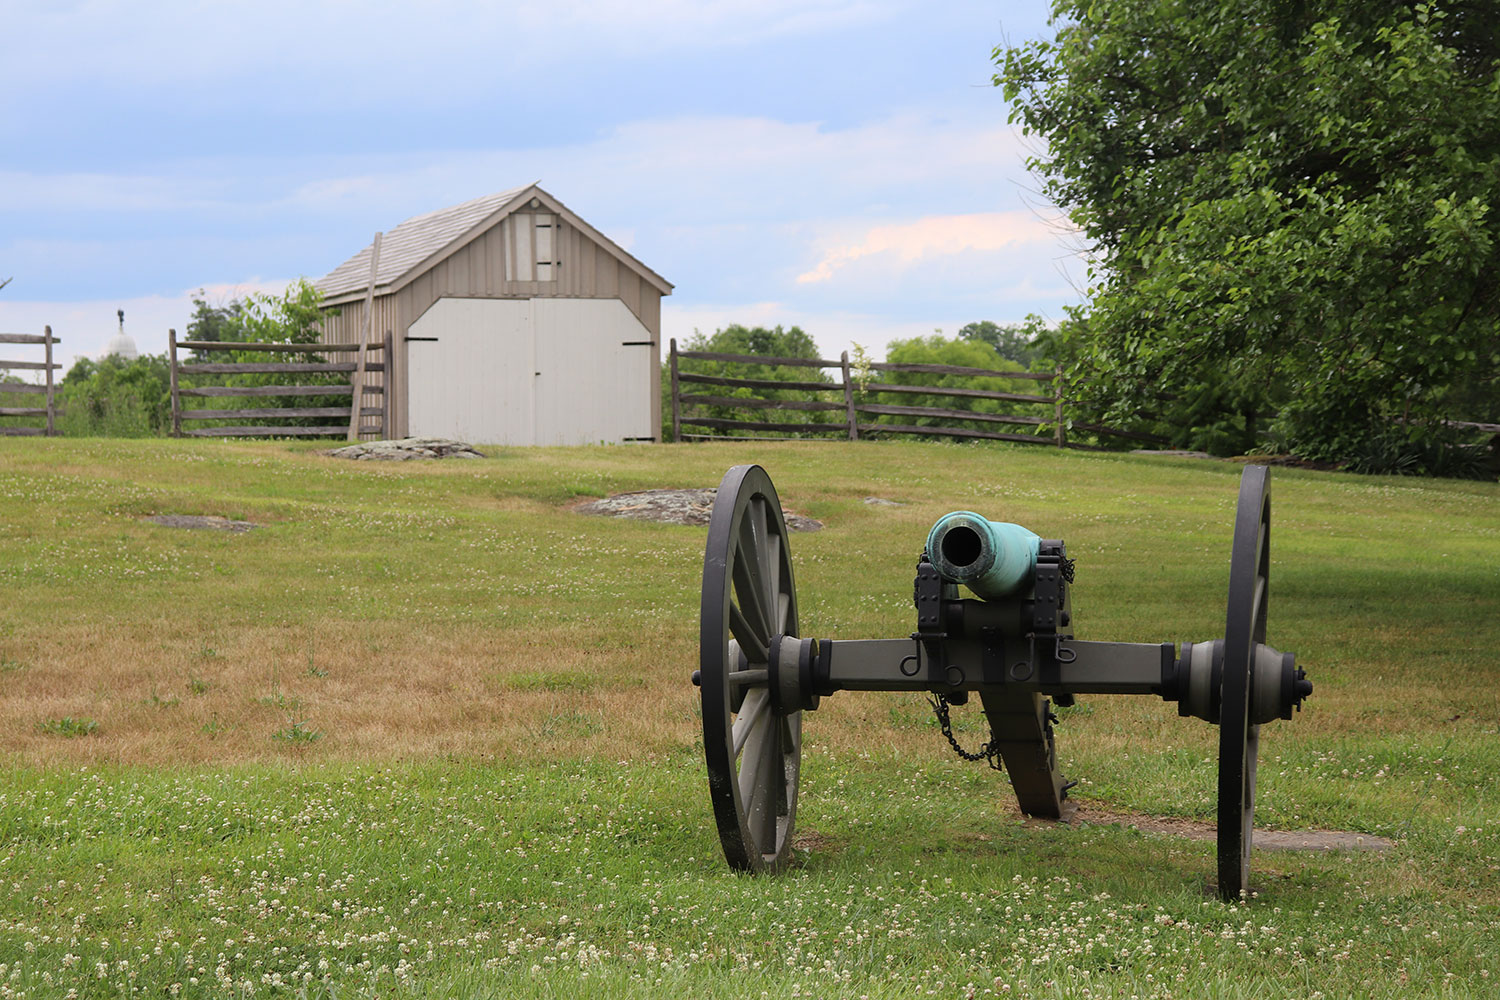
[1,436,1495,793]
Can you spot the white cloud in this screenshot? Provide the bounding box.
[0,281,292,373]
[796,210,1070,284]
[4,108,1033,236]
[1,0,897,93]
[4,108,1084,363]
[256,111,1031,223]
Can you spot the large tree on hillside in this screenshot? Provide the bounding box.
[999,1,1500,470]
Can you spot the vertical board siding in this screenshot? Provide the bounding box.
[638,290,661,338]
[618,268,641,318]
[317,296,396,439]
[596,253,619,298]
[558,222,576,295]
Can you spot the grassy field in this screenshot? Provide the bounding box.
[0,436,1496,998]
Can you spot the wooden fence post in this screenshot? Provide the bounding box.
[43,325,56,437]
[840,351,859,441]
[168,329,182,437]
[669,338,681,443]
[1053,364,1066,448]
[382,329,394,440]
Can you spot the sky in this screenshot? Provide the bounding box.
[0,0,1082,373]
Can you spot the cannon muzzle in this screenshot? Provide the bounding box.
[925,511,1041,600]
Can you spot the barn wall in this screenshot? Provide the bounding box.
[325,209,665,438]
[317,294,398,438]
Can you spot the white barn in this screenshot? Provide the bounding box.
[317,184,673,444]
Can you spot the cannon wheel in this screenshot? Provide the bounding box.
[1217,465,1270,901]
[700,465,801,872]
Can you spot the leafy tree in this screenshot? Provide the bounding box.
[184,294,243,360]
[224,279,327,351]
[863,335,1051,440]
[666,324,838,440]
[58,354,174,436]
[958,315,1052,368]
[999,1,1500,473]
[180,279,344,431]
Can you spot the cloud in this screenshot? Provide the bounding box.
[0,171,228,214]
[3,105,1083,358]
[1,0,897,94]
[796,210,1071,284]
[0,281,292,372]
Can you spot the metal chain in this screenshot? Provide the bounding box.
[927,694,1004,771]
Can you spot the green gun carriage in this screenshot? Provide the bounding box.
[693,464,1312,901]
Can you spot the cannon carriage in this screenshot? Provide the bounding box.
[693,464,1312,901]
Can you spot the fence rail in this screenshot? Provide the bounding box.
[0,326,63,436]
[169,331,392,440]
[667,340,1161,448]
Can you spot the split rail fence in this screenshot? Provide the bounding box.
[0,327,63,436]
[168,331,391,440]
[668,340,1164,449]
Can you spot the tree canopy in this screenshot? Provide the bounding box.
[666,324,837,439]
[957,316,1052,369]
[999,1,1500,473]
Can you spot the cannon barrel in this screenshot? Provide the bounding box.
[925,511,1041,600]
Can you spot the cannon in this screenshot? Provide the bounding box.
[693,464,1312,901]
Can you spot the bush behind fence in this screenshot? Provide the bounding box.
[668,341,1162,449]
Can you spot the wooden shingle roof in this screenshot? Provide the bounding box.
[317,183,672,303]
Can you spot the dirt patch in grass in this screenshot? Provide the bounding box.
[144,514,257,532]
[1047,802,1392,852]
[792,828,839,854]
[573,488,823,531]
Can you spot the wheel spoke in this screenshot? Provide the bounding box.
[1251,575,1267,644]
[1244,724,1260,813]
[742,711,780,851]
[751,500,775,613]
[763,530,783,629]
[733,689,769,757]
[733,521,772,643]
[738,703,774,805]
[760,719,782,848]
[729,604,769,664]
[777,717,797,816]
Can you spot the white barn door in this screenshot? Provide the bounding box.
[532,298,654,445]
[406,297,653,445]
[407,299,534,444]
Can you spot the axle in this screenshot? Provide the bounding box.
[758,507,1310,725]
[763,632,1308,725]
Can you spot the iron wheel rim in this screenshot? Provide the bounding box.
[1217,465,1269,901]
[700,464,801,872]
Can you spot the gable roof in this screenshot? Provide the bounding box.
[317,183,672,303]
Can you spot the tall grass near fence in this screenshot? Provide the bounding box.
[0,438,1495,998]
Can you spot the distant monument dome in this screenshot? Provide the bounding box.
[105,308,138,361]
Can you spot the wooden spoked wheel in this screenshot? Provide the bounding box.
[700,465,801,872]
[1217,465,1270,901]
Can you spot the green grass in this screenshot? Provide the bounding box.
[271,717,323,744]
[33,716,98,738]
[0,436,1496,998]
